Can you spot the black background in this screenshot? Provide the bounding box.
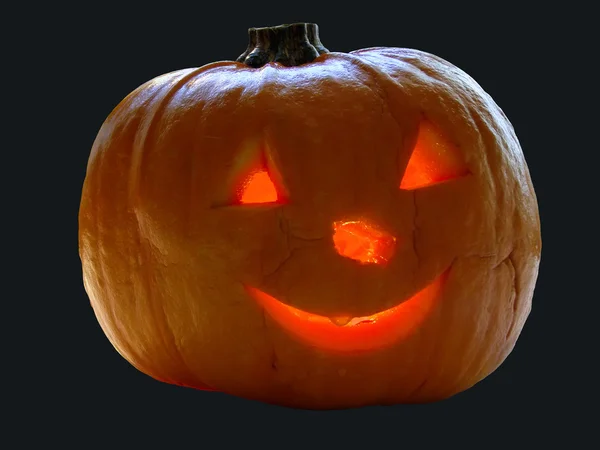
[15,1,594,447]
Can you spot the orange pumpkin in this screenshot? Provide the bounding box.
[79,23,541,409]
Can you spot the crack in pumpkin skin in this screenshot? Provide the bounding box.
[245,269,449,352]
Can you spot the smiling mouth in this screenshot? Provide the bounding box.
[245,270,449,352]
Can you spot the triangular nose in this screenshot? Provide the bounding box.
[332,220,397,264]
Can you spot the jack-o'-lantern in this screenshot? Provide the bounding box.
[79,23,541,409]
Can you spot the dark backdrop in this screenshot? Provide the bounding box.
[17,2,593,447]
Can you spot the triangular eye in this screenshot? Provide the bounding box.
[400,119,469,190]
[212,139,287,208]
[238,169,279,204]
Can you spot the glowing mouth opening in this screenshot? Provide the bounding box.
[245,271,447,352]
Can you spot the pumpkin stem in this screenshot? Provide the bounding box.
[237,23,329,68]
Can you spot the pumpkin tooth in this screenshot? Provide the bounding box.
[329,315,353,326]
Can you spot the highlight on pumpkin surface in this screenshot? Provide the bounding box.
[238,169,279,204]
[333,220,397,264]
[245,270,447,353]
[400,119,469,190]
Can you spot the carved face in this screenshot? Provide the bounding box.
[79,48,541,409]
[234,118,467,353]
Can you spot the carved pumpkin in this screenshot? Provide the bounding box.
[79,23,541,409]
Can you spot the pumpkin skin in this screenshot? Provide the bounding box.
[79,38,541,409]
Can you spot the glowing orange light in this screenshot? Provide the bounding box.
[400,120,469,190]
[239,170,278,204]
[333,220,397,264]
[246,271,447,352]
